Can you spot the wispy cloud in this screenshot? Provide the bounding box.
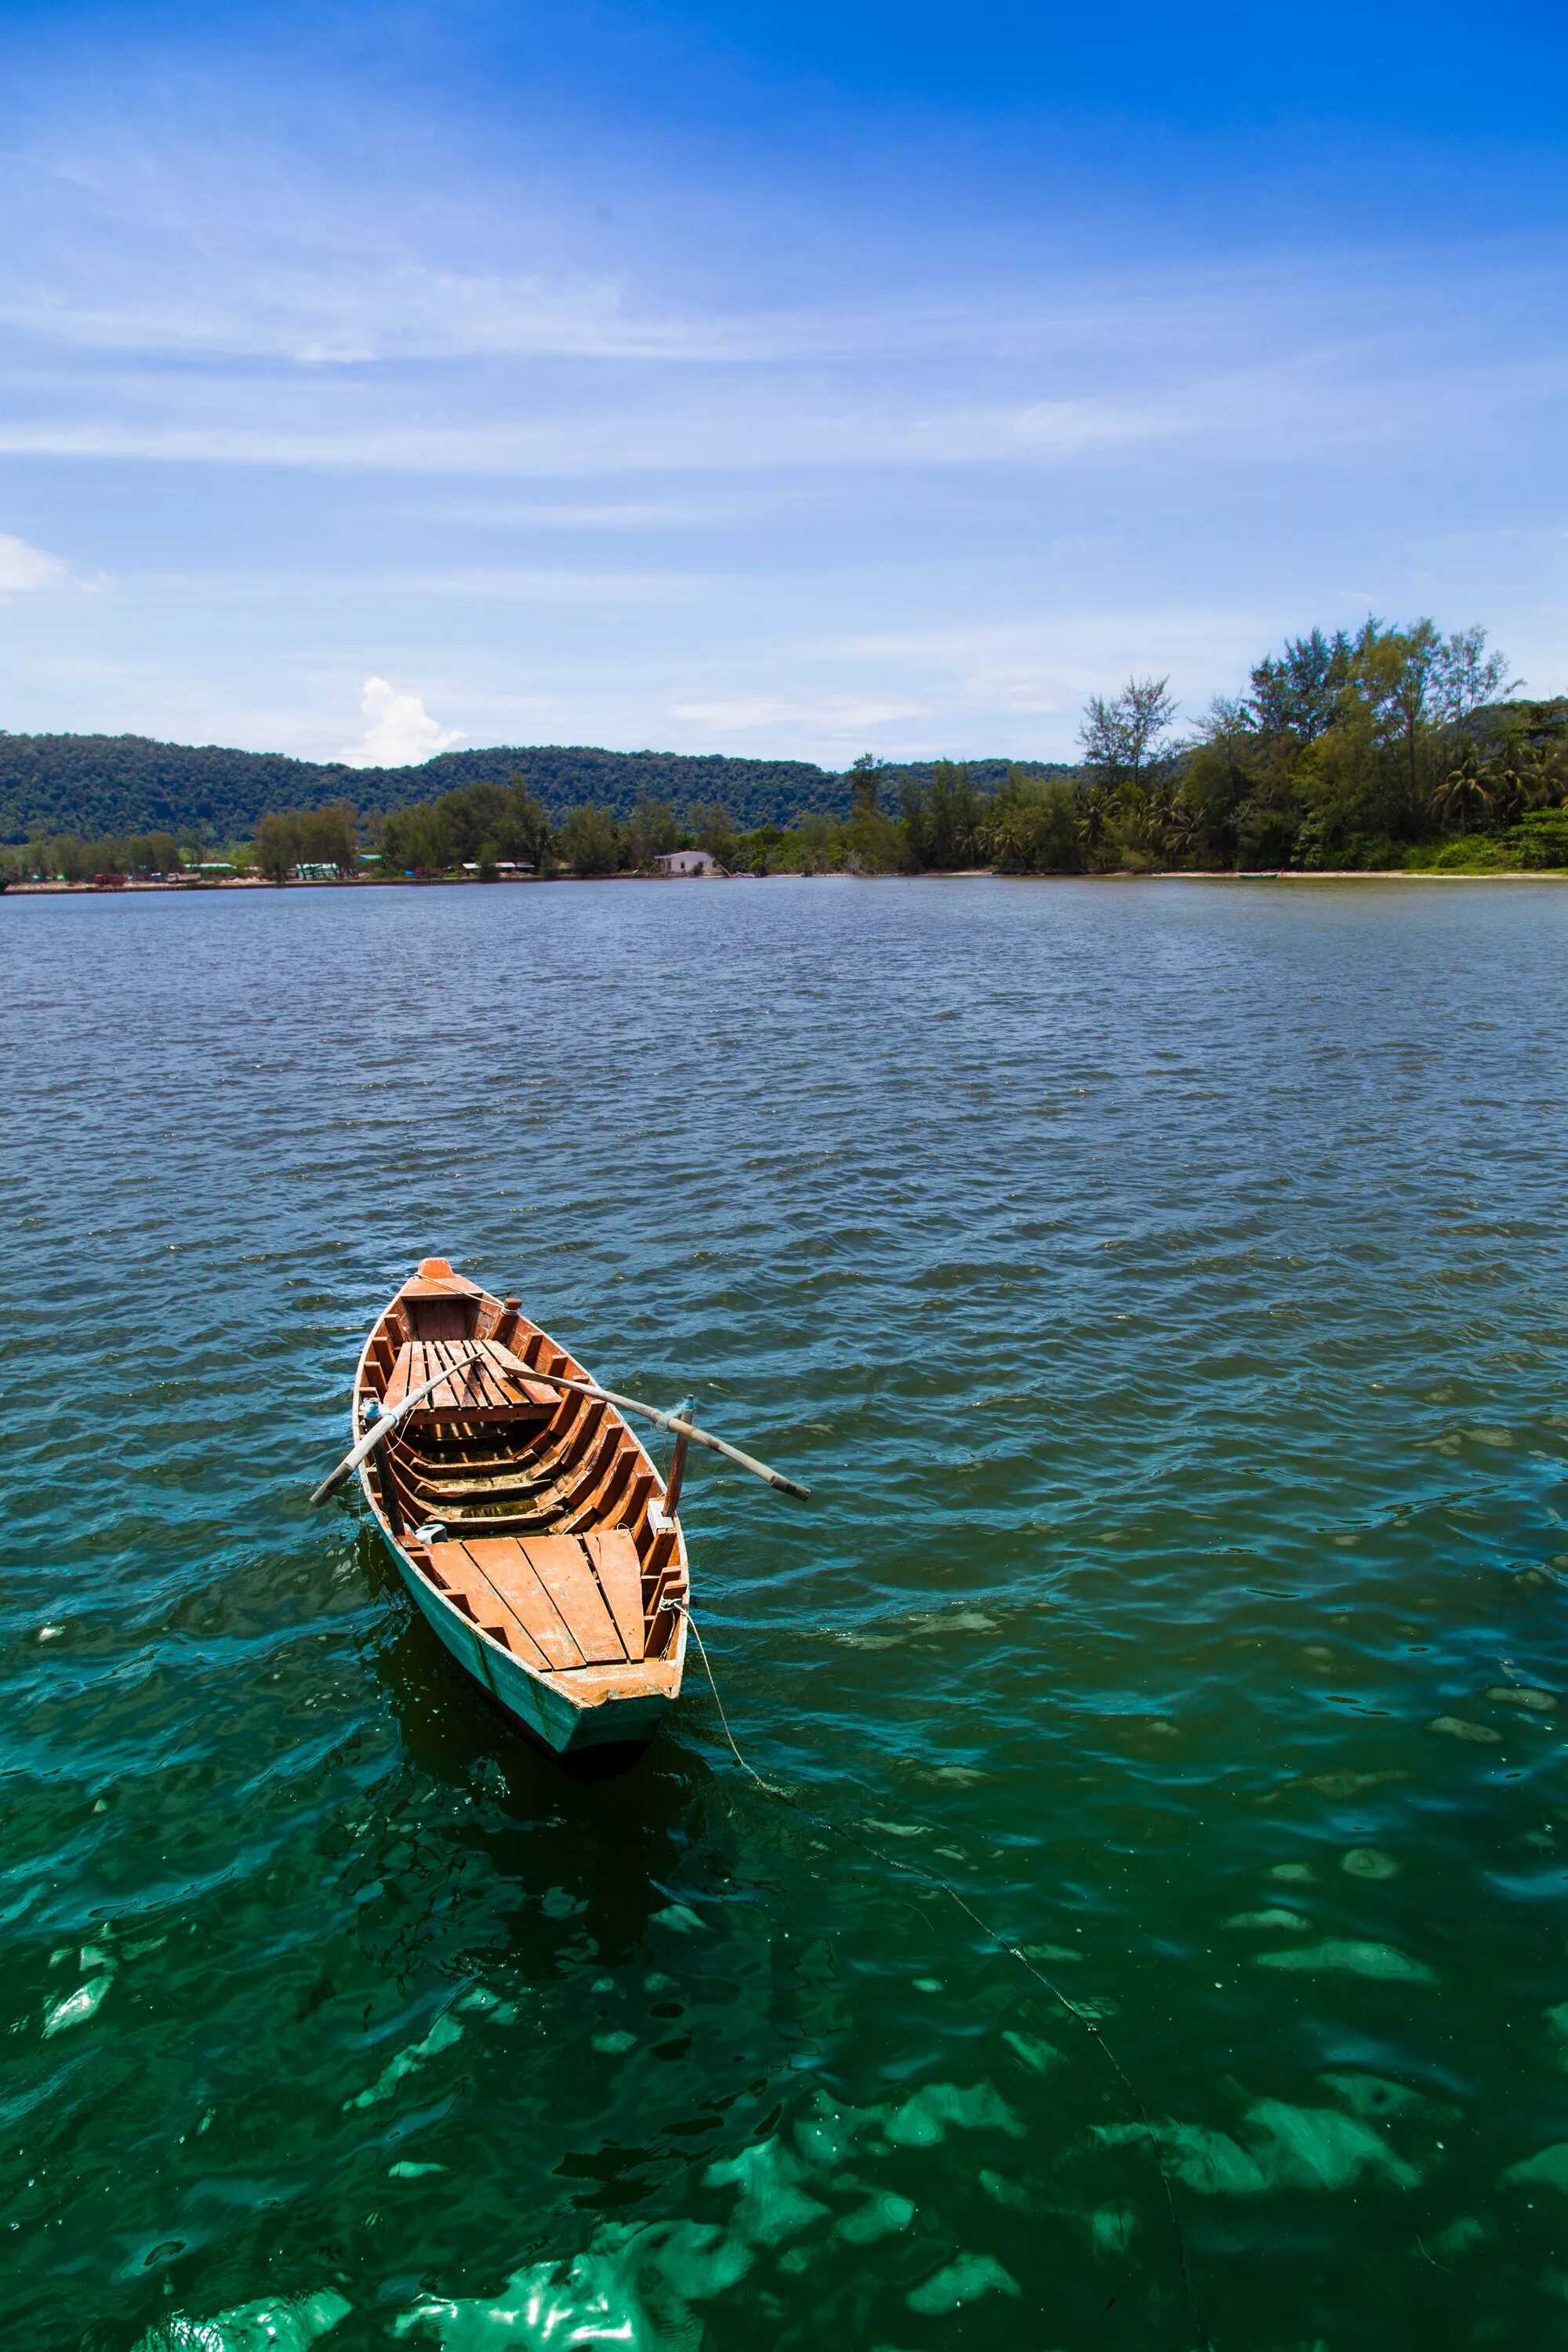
[664,691,930,736]
[0,338,1554,482]
[118,564,704,607]
[0,531,71,595]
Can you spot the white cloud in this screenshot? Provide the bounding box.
[664,691,928,738]
[0,532,70,595]
[341,677,463,768]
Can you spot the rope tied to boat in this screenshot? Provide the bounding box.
[666,1597,1216,2352]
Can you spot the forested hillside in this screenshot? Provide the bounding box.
[6,614,1563,877]
[0,731,1058,845]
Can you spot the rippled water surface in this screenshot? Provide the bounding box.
[5,877,1568,2351]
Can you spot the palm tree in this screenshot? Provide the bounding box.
[1432,760,1492,837]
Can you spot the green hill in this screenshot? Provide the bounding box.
[0,732,1074,844]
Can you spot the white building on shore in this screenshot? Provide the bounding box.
[655,849,728,877]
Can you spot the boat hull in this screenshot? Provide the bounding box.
[386,1532,675,1755]
[349,1262,689,1764]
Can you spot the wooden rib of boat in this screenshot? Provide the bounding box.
[353,1259,688,1759]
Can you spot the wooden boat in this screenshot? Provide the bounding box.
[346,1259,691,1759]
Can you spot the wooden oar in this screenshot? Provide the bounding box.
[309,1347,491,1506]
[310,1353,811,1507]
[524,1373,811,1501]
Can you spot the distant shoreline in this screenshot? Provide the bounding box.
[5,866,1567,897]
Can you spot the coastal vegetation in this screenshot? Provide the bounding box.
[356,623,1568,879]
[252,803,360,882]
[4,616,1566,884]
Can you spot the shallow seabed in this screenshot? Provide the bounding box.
[5,877,1567,2352]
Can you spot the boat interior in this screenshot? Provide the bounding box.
[358,1261,686,1690]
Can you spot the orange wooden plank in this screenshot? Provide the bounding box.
[558,1437,637,1534]
[474,1353,521,1410]
[384,1341,430,1410]
[449,1541,554,1671]
[477,1338,561,1409]
[520,1537,626,1664]
[585,1530,644,1661]
[394,1338,550,1424]
[461,1537,584,1669]
[405,1266,481,1295]
[438,1340,477,1412]
[420,1541,551,1670]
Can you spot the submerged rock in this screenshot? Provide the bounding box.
[1500,2143,1568,2198]
[650,1903,707,1934]
[1429,2215,1494,2256]
[394,2220,748,2352]
[1340,1848,1400,1880]
[906,2253,1019,2314]
[1244,2099,1422,2190]
[790,2092,884,2169]
[884,2081,1025,2147]
[625,2223,753,2305]
[1305,1769,1406,1798]
[1096,2118,1269,2197]
[457,1987,517,2022]
[348,2011,463,2109]
[1253,1939,1435,1982]
[1001,2030,1063,2073]
[705,2137,828,2244]
[42,1973,112,2038]
[1089,2205,1138,2256]
[138,2289,350,2352]
[978,2168,1032,2211]
[1096,2097,1423,2195]
[1317,2073,1425,2119]
[838,2189,916,2245]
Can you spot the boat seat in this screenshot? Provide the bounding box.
[418,1530,646,1670]
[385,1340,559,1424]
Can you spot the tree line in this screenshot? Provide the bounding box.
[826,622,1565,877]
[365,619,1568,878]
[0,803,361,887]
[376,779,739,877]
[5,615,1566,885]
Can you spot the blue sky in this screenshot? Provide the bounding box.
[1,0,1564,766]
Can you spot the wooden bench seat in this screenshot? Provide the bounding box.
[419,1530,646,1671]
[385,1339,560,1422]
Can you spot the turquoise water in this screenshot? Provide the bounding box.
[5,877,1568,2351]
